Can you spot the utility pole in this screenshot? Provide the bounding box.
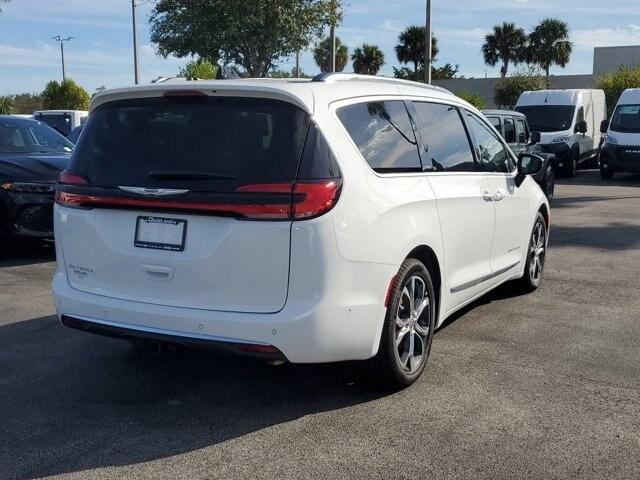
[330,24,336,73]
[52,35,74,82]
[424,0,432,84]
[131,0,140,84]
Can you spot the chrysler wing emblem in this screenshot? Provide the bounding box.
[118,186,189,196]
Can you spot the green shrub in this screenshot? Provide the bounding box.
[178,59,218,80]
[494,70,545,108]
[595,66,640,115]
[456,90,487,110]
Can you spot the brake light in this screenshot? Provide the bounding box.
[163,90,207,97]
[292,180,342,219]
[58,171,88,185]
[55,180,341,220]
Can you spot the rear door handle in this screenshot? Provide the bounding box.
[483,191,494,202]
[493,189,505,201]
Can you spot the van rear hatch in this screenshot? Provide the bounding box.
[56,93,325,313]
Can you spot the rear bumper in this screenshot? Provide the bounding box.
[60,314,286,360]
[52,229,395,363]
[0,190,55,239]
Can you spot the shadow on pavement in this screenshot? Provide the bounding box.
[0,315,384,480]
[549,222,640,251]
[0,241,55,268]
[556,170,640,187]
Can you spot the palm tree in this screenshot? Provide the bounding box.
[352,44,385,75]
[527,18,573,86]
[395,26,439,76]
[482,22,527,78]
[313,36,348,73]
[0,96,14,115]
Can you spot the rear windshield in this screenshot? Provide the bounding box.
[34,113,72,136]
[69,96,310,191]
[610,104,640,133]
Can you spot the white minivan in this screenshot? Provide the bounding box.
[515,89,606,177]
[52,74,549,389]
[599,88,640,179]
[33,110,88,137]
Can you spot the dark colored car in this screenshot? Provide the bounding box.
[483,109,556,201]
[67,125,84,144]
[0,116,73,252]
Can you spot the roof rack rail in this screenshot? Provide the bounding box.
[311,73,452,94]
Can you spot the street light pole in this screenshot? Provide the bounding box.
[424,0,432,84]
[132,0,140,84]
[52,35,74,82]
[330,23,336,73]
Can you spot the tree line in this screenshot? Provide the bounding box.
[482,18,573,83]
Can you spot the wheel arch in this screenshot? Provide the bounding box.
[538,202,550,230]
[405,245,442,326]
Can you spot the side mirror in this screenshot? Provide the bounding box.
[515,152,544,187]
[600,119,609,134]
[575,120,587,134]
[529,131,541,145]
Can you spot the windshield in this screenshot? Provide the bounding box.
[515,105,575,132]
[69,96,310,191]
[0,120,74,154]
[610,104,640,133]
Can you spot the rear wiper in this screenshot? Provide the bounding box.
[148,170,236,180]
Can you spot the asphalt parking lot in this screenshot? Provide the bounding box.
[1,170,639,480]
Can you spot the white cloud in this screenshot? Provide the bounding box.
[572,25,640,50]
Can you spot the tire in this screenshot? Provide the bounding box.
[600,165,613,180]
[564,150,577,178]
[515,212,547,293]
[544,167,555,202]
[368,258,436,390]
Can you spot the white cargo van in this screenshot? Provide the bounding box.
[32,110,88,138]
[599,88,640,179]
[515,89,606,177]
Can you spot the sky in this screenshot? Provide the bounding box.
[1,0,640,95]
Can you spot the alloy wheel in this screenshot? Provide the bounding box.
[529,221,546,285]
[394,275,430,374]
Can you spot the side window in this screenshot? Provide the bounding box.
[336,100,421,172]
[487,116,502,135]
[466,113,514,173]
[503,117,516,143]
[516,119,527,143]
[411,101,476,172]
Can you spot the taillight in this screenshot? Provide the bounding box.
[58,171,88,185]
[237,180,342,220]
[292,180,342,219]
[55,179,341,220]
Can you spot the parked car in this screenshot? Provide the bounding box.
[599,88,640,179]
[0,116,73,253]
[52,74,549,390]
[483,109,556,201]
[67,125,84,144]
[515,89,607,177]
[32,110,88,138]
